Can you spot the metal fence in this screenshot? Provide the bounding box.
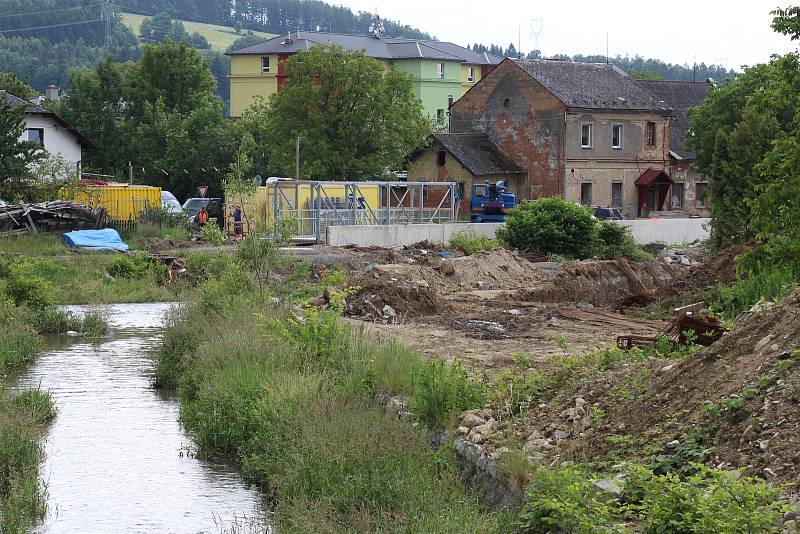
[269,181,459,242]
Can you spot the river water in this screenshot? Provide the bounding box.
[15,302,268,534]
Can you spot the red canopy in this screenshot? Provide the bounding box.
[636,169,673,216]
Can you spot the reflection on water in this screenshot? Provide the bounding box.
[16,303,267,534]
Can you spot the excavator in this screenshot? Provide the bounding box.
[469,180,516,222]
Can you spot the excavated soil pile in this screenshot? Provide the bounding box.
[446,249,548,292]
[517,259,677,306]
[659,244,743,301]
[346,267,442,320]
[584,289,800,482]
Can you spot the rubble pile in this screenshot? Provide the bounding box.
[0,201,106,234]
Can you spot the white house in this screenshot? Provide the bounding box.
[2,90,93,169]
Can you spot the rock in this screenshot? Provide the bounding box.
[505,308,523,316]
[476,280,495,290]
[553,429,570,440]
[527,430,543,440]
[759,439,770,452]
[662,256,673,264]
[385,397,404,415]
[468,429,485,444]
[680,256,691,266]
[753,334,773,352]
[785,507,800,522]
[382,305,396,318]
[438,262,455,276]
[591,474,626,502]
[666,440,680,448]
[456,426,470,436]
[574,397,587,407]
[661,363,678,373]
[784,520,797,534]
[771,343,781,353]
[472,418,498,437]
[524,438,554,454]
[414,279,430,289]
[741,425,758,442]
[461,413,486,429]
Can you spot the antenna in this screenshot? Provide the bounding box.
[529,18,543,57]
[693,54,696,82]
[606,32,609,64]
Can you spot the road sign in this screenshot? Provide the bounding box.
[198,185,208,198]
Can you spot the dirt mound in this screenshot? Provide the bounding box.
[517,259,677,306]
[447,249,548,291]
[346,267,442,321]
[660,244,743,299]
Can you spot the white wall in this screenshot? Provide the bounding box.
[325,218,710,248]
[19,114,82,165]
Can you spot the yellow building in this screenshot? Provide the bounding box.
[226,31,501,119]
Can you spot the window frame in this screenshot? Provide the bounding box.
[646,121,656,146]
[611,123,623,149]
[580,182,592,205]
[261,56,270,73]
[581,123,593,149]
[467,66,475,82]
[27,128,44,146]
[436,62,445,79]
[436,108,445,122]
[611,182,623,208]
[436,149,446,166]
[671,182,684,209]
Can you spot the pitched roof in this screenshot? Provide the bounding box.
[635,80,710,160]
[433,133,526,175]
[227,31,501,64]
[1,90,95,149]
[515,59,672,113]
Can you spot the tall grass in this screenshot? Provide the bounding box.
[0,323,41,376]
[155,266,504,532]
[0,234,64,256]
[710,267,796,319]
[0,389,55,534]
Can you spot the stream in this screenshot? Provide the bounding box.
[15,302,267,534]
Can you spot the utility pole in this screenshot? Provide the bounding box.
[295,135,300,180]
[128,161,133,184]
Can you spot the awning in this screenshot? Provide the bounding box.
[635,168,673,187]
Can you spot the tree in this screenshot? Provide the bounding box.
[0,98,44,199]
[505,43,518,58]
[0,72,36,99]
[240,45,431,180]
[139,12,188,44]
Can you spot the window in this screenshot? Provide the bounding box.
[671,183,684,208]
[611,182,623,208]
[611,124,623,149]
[580,183,592,205]
[581,123,592,148]
[696,182,708,207]
[27,128,44,146]
[436,150,446,166]
[467,66,475,81]
[436,63,445,78]
[261,56,270,73]
[503,97,511,108]
[646,121,656,146]
[436,108,445,122]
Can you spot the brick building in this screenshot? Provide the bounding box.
[411,58,710,218]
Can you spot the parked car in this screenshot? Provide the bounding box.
[592,206,625,220]
[161,191,182,214]
[182,197,224,228]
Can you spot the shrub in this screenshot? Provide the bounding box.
[624,464,784,534]
[107,252,159,279]
[411,358,486,429]
[710,267,795,319]
[0,260,53,308]
[200,221,226,245]
[597,220,650,261]
[183,251,210,282]
[0,319,41,376]
[517,464,617,534]
[497,197,599,259]
[449,229,499,255]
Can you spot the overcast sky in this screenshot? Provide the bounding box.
[338,0,797,70]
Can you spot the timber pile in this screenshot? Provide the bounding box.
[0,201,106,234]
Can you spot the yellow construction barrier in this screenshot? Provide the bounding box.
[63,184,162,222]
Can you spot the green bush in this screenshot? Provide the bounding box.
[497,197,599,259]
[710,267,795,319]
[200,221,226,245]
[597,220,651,261]
[517,464,617,534]
[107,252,159,279]
[625,464,784,534]
[449,229,499,255]
[0,260,53,308]
[411,358,486,429]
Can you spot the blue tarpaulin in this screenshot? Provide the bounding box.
[62,229,129,251]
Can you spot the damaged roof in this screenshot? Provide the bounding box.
[636,79,710,160]
[227,31,501,64]
[515,59,672,112]
[433,133,526,176]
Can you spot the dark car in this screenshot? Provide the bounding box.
[593,206,624,220]
[183,197,224,228]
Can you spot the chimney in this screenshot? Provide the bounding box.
[45,84,59,101]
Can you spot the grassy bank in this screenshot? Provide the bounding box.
[0,388,56,534]
[155,242,509,532]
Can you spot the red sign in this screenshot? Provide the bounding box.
[197,185,208,198]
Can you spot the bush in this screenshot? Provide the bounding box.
[518,464,617,534]
[107,252,158,279]
[200,221,226,245]
[497,197,599,259]
[411,358,486,429]
[449,229,499,255]
[0,260,53,308]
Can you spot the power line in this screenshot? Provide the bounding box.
[0,18,104,34]
[0,2,106,20]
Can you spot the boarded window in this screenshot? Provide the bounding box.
[580,183,592,205]
[581,123,592,148]
[261,56,270,73]
[671,183,684,208]
[696,182,708,207]
[436,150,446,166]
[611,182,623,208]
[646,122,656,146]
[611,124,623,149]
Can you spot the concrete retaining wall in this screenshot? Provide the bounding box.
[325,218,710,248]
